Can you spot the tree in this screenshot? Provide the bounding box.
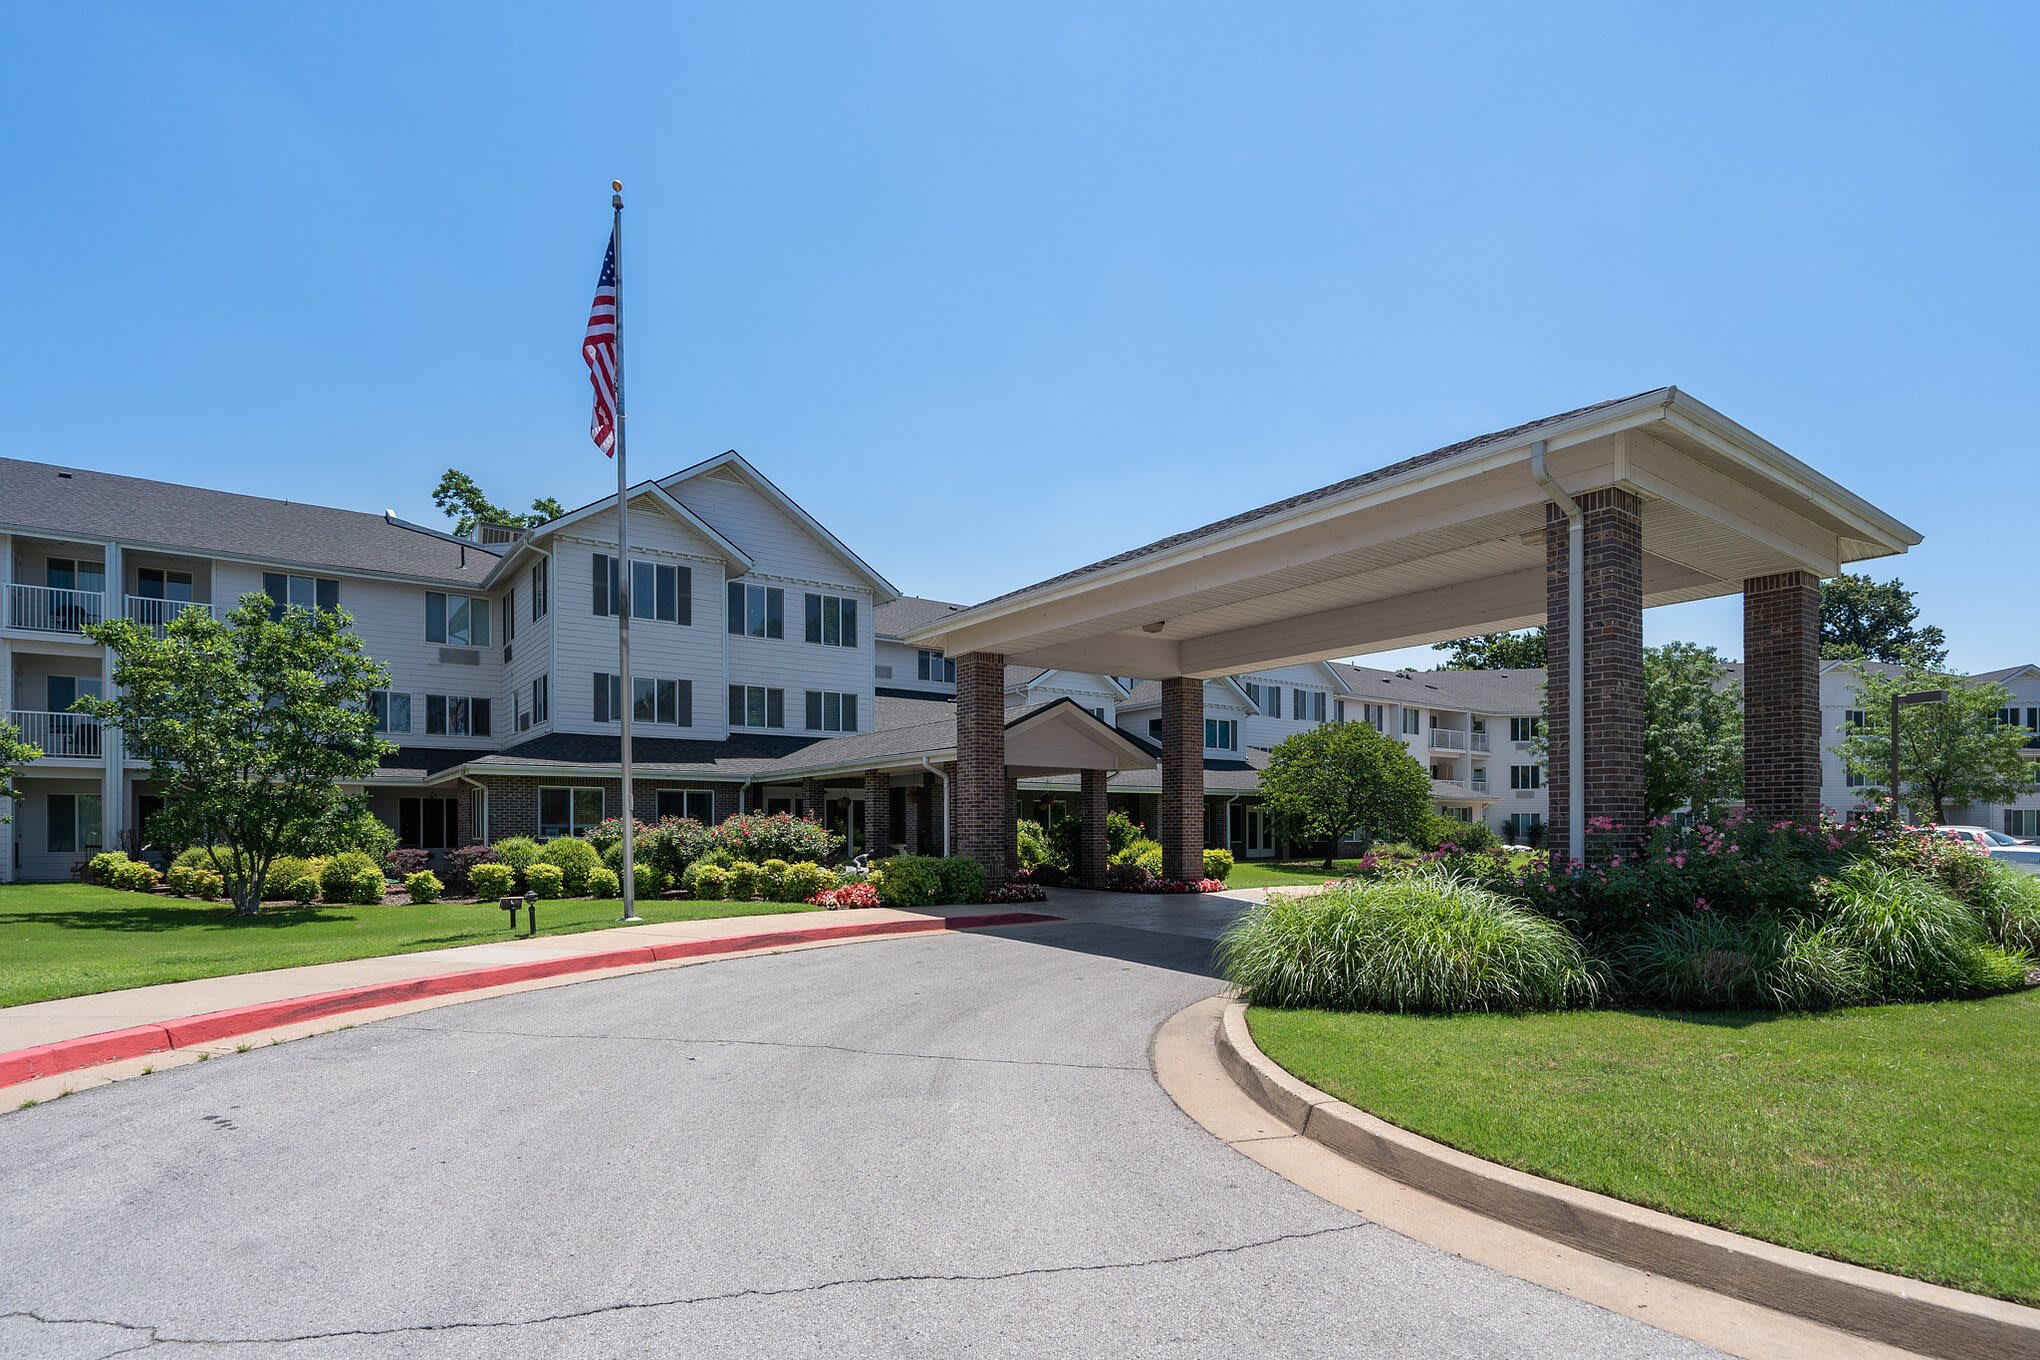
[1259,721,1432,867]
[1820,574,1948,668]
[79,596,394,914]
[431,469,567,537]
[1833,665,2031,825]
[1432,629,1546,670]
[0,718,40,821]
[1642,642,1743,819]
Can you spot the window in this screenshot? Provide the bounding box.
[398,797,459,850]
[135,567,193,601]
[1334,700,1345,723]
[594,674,691,726]
[805,690,860,733]
[1290,688,1304,720]
[1205,718,1237,751]
[370,690,412,734]
[1261,687,1281,717]
[1243,682,1261,711]
[726,582,784,639]
[657,789,716,823]
[1403,709,1422,735]
[1997,706,2040,731]
[590,554,688,624]
[46,792,102,854]
[425,592,491,647]
[1510,716,1539,742]
[1504,813,1543,842]
[1847,709,1869,732]
[917,649,956,683]
[1362,703,1385,731]
[1845,769,1868,788]
[1149,718,1163,740]
[2006,810,2040,838]
[532,675,549,724]
[47,557,106,594]
[804,593,859,647]
[425,694,492,737]
[539,787,605,839]
[728,684,785,729]
[1307,691,1326,722]
[263,572,338,617]
[1510,765,1542,790]
[530,559,548,619]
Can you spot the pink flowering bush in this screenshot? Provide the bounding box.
[986,882,1049,904]
[718,812,839,864]
[809,880,880,909]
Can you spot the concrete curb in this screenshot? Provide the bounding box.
[0,912,1058,1090]
[1216,1001,2039,1360]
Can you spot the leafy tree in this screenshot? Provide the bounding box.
[1833,665,2031,825]
[431,469,567,537]
[78,596,394,914]
[1820,574,1948,668]
[0,718,40,821]
[1643,643,1743,819]
[1260,721,1432,867]
[1432,629,1546,670]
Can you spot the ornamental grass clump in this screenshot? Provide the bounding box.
[1815,861,2029,1000]
[1969,860,2040,952]
[1218,868,1598,1014]
[1614,912,1872,1012]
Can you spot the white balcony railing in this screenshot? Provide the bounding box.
[6,583,107,635]
[1470,731,1491,752]
[1469,773,1489,792]
[5,709,102,759]
[125,595,213,638]
[1429,729,1467,751]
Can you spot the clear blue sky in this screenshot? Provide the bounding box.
[5,4,2034,671]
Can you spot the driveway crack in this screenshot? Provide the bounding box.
[3,1223,1368,1350]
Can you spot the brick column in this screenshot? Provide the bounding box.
[863,770,893,857]
[1160,677,1205,882]
[1546,489,1645,861]
[1079,768,1110,888]
[903,772,932,854]
[712,783,742,826]
[955,652,1009,882]
[1744,570,1823,824]
[800,779,826,820]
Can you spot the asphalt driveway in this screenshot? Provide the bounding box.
[1,911,1719,1358]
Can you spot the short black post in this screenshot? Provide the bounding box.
[523,889,539,938]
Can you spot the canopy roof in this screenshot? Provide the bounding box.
[907,389,1920,678]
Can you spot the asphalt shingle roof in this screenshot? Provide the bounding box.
[874,594,966,638]
[0,456,500,586]
[1330,663,1545,713]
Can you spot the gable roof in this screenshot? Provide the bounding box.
[1330,663,1546,712]
[0,455,500,587]
[876,594,967,638]
[520,480,755,571]
[659,450,899,600]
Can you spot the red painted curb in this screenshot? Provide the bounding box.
[1,911,1062,1089]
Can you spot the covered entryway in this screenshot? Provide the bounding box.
[908,389,1920,873]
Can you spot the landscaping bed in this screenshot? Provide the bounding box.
[0,883,809,1008]
[1245,993,2040,1306]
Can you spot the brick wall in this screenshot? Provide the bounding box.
[1546,489,1645,860]
[1080,768,1109,888]
[863,770,892,856]
[1743,570,1823,823]
[1159,677,1205,881]
[955,651,1009,882]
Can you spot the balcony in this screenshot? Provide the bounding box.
[1470,731,1491,752]
[1429,729,1467,751]
[1468,771,1489,793]
[6,583,107,636]
[126,595,213,638]
[5,709,102,759]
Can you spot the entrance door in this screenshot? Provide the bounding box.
[829,797,864,856]
[1243,804,1276,858]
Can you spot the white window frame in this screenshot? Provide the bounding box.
[370,689,412,734]
[426,591,491,647]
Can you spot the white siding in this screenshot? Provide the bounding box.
[877,638,952,695]
[1236,664,1336,750]
[1010,671,1122,725]
[667,465,868,589]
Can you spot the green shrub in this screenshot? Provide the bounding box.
[86,850,132,885]
[633,862,661,900]
[321,851,383,905]
[266,856,324,900]
[491,837,541,886]
[715,813,839,864]
[1416,813,1496,853]
[587,866,620,899]
[684,861,733,900]
[1110,838,1163,879]
[165,864,225,899]
[1203,848,1235,883]
[171,846,214,872]
[290,875,319,904]
[403,870,443,903]
[539,837,601,894]
[1616,913,1793,1010]
[110,860,162,892]
[1972,861,2040,951]
[644,817,716,880]
[759,858,792,900]
[1015,819,1052,869]
[323,807,399,865]
[779,861,837,902]
[1816,860,2023,1000]
[726,860,764,901]
[1105,810,1143,855]
[1218,869,1598,1014]
[524,862,565,900]
[936,857,985,905]
[875,856,944,908]
[469,862,517,899]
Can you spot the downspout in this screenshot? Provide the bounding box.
[1223,793,1240,853]
[921,756,949,856]
[1530,440,1586,866]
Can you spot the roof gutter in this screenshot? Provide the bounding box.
[1529,439,1586,866]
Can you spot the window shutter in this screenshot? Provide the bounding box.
[471,699,491,737]
[657,680,675,725]
[676,679,692,727]
[843,599,858,647]
[805,691,822,730]
[844,694,858,732]
[674,566,692,625]
[425,593,447,643]
[766,589,784,639]
[316,579,339,612]
[728,685,744,726]
[766,688,784,728]
[610,674,623,722]
[727,582,743,634]
[805,593,822,644]
[593,554,610,616]
[593,673,609,724]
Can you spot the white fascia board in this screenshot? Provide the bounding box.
[519,481,755,573]
[660,450,900,602]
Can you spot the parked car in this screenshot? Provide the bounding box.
[1913,824,2040,870]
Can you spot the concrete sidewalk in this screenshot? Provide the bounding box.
[0,906,961,1056]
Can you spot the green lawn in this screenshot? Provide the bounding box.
[1248,994,2040,1305]
[0,883,815,1008]
[1225,853,1536,890]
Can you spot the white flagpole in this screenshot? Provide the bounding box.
[612,181,641,923]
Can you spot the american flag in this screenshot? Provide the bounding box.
[583,228,620,455]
